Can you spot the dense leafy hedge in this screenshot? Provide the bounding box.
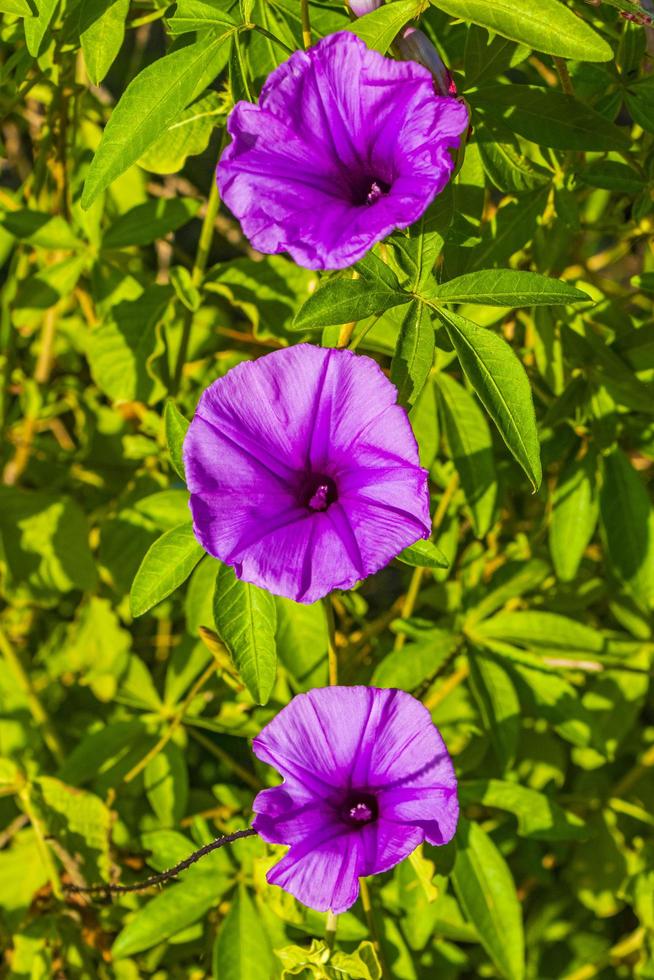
[1,0,654,977]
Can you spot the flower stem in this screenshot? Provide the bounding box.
[325,909,338,951]
[0,626,64,763]
[171,172,222,395]
[360,878,391,980]
[323,596,338,685]
[300,0,312,49]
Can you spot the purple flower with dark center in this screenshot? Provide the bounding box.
[183,344,430,603]
[217,31,469,270]
[252,686,458,913]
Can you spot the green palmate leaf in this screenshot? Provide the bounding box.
[165,400,190,482]
[549,454,599,582]
[430,270,589,307]
[396,538,449,569]
[166,0,237,34]
[349,0,422,53]
[212,886,274,980]
[0,209,83,250]
[600,449,654,609]
[473,86,630,152]
[112,872,231,958]
[468,651,520,769]
[102,198,201,249]
[390,300,434,409]
[82,30,235,208]
[436,373,497,538]
[130,523,204,617]
[429,0,612,61]
[291,277,410,330]
[79,0,130,85]
[213,563,278,704]
[459,780,586,841]
[438,309,542,489]
[452,819,525,980]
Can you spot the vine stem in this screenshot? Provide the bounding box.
[359,878,391,980]
[64,829,257,895]
[0,626,64,762]
[323,595,339,686]
[393,471,459,652]
[123,659,218,784]
[553,57,574,96]
[300,0,312,49]
[171,171,222,394]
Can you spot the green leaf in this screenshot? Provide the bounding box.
[23,0,57,56]
[112,871,231,958]
[33,777,112,881]
[390,300,434,409]
[212,886,273,979]
[79,0,130,85]
[438,309,542,489]
[473,86,630,152]
[429,0,612,61]
[396,538,449,569]
[0,209,83,250]
[372,628,457,689]
[476,122,551,194]
[292,277,410,331]
[130,523,204,617]
[165,400,190,481]
[82,30,235,208]
[452,819,525,980]
[0,488,97,601]
[475,610,606,656]
[87,286,170,404]
[436,373,497,538]
[430,270,589,307]
[213,563,278,704]
[102,198,201,249]
[600,449,654,608]
[349,0,422,53]
[468,651,520,769]
[166,0,237,34]
[138,92,224,175]
[459,780,587,841]
[549,454,599,582]
[144,743,189,826]
[331,941,382,980]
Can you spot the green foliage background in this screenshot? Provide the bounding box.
[1,0,654,977]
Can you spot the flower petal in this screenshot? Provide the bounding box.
[358,817,424,876]
[266,830,362,914]
[253,785,339,845]
[380,785,459,845]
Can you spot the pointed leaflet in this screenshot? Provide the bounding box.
[390,300,435,409]
[164,400,190,482]
[438,309,541,489]
[213,563,277,704]
[600,449,654,608]
[429,0,611,62]
[82,29,234,208]
[130,523,205,617]
[549,454,599,582]
[291,277,410,330]
[349,0,423,54]
[436,373,497,538]
[452,819,525,980]
[430,270,589,307]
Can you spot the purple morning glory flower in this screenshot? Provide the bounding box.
[183,344,430,604]
[217,31,469,270]
[252,686,459,913]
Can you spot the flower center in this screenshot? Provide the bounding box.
[303,473,338,512]
[350,175,391,207]
[340,791,379,827]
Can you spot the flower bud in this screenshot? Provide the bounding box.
[348,0,382,17]
[395,26,456,97]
